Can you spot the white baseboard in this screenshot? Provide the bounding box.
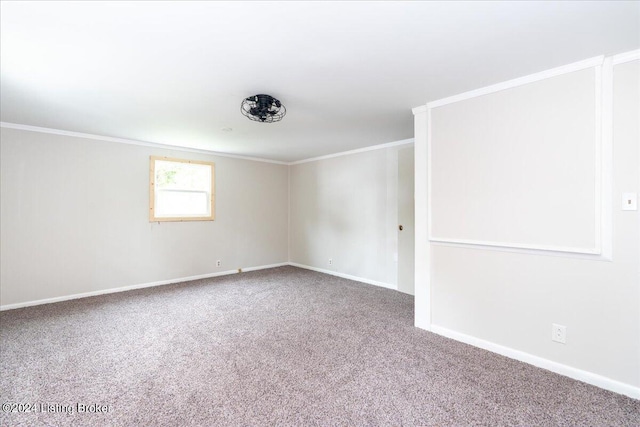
[241,263,289,273]
[0,261,386,311]
[0,262,289,311]
[288,262,396,290]
[4,264,636,399]
[430,324,640,400]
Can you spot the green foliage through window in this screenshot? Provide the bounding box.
[150,156,215,221]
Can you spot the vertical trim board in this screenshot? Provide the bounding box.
[412,106,431,330]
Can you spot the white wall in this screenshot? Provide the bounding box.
[430,66,598,253]
[0,128,289,306]
[289,144,412,288]
[413,55,640,396]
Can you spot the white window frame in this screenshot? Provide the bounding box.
[149,156,215,222]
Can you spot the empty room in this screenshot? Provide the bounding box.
[1,1,639,426]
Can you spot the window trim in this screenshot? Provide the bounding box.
[149,156,215,222]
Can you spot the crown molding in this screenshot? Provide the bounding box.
[289,138,414,165]
[1,122,414,166]
[613,49,640,65]
[412,105,428,115]
[427,55,604,109]
[0,122,290,165]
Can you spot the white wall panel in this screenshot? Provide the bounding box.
[414,54,639,394]
[429,67,600,253]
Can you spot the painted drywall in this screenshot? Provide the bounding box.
[430,67,598,253]
[289,144,412,287]
[414,57,639,391]
[0,127,288,306]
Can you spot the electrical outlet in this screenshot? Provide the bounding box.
[552,324,566,344]
[328,258,333,266]
[216,260,221,267]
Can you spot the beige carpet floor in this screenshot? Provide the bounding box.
[1,266,639,426]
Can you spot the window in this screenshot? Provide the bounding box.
[149,156,215,222]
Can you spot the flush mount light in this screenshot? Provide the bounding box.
[241,94,286,123]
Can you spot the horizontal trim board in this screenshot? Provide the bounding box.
[429,237,601,256]
[288,262,396,290]
[612,49,640,65]
[0,262,393,311]
[427,55,604,109]
[430,241,612,262]
[289,138,414,165]
[1,122,415,166]
[0,122,289,165]
[6,259,634,398]
[0,262,289,311]
[412,105,428,115]
[430,325,640,400]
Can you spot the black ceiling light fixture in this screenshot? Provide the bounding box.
[241,94,286,123]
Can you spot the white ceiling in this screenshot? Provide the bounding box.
[1,1,639,162]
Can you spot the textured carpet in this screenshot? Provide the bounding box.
[1,266,638,426]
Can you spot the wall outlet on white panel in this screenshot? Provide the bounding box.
[328,258,333,266]
[552,324,566,344]
[622,193,637,211]
[216,260,221,267]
